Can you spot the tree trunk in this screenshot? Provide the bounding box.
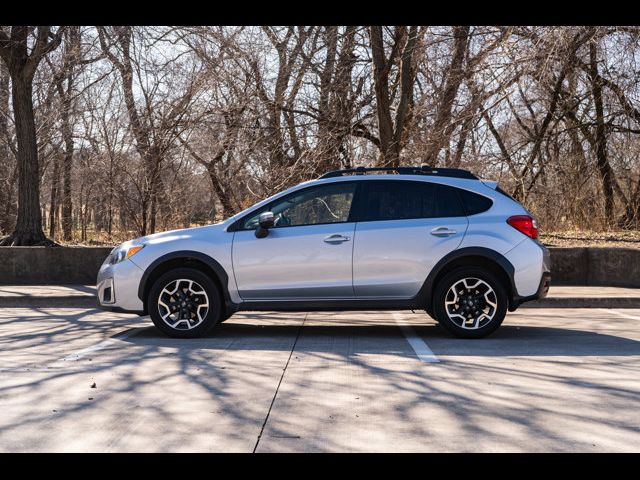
[1,75,48,245]
[588,41,615,226]
[0,62,15,234]
[48,153,61,238]
[107,159,114,237]
[140,195,148,237]
[60,98,74,241]
[391,25,419,163]
[369,26,396,166]
[207,162,234,220]
[150,186,158,234]
[1,164,17,234]
[314,26,339,173]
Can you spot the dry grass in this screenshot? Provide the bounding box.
[540,230,640,249]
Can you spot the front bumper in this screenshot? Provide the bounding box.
[96,258,146,314]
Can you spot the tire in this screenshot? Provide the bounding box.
[147,268,222,338]
[432,266,508,339]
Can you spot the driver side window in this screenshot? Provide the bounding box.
[242,182,357,230]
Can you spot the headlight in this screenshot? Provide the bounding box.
[110,244,145,265]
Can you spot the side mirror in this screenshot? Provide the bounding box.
[255,211,274,238]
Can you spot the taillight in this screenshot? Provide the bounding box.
[507,215,538,239]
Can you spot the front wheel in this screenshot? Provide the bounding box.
[147,268,222,338]
[432,267,508,339]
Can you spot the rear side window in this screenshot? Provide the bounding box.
[458,189,493,215]
[360,181,466,221]
[427,183,468,218]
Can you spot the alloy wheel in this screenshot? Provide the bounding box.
[157,279,209,331]
[444,277,498,330]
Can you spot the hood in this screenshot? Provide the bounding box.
[120,222,226,249]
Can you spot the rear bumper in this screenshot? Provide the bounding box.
[511,271,551,309]
[504,238,551,308]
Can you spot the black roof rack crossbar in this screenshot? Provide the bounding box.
[319,165,478,180]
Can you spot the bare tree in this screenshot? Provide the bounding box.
[2,25,640,245]
[368,25,420,167]
[0,26,63,245]
[50,26,84,241]
[97,26,205,235]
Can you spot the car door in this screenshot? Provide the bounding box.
[352,180,469,298]
[232,181,358,300]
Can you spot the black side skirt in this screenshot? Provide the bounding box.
[235,298,425,312]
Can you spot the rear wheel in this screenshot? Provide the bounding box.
[148,268,222,338]
[432,267,507,339]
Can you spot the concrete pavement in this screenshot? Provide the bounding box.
[0,306,638,452]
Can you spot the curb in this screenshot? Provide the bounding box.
[520,297,640,309]
[0,296,97,308]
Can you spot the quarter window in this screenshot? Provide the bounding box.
[458,189,493,215]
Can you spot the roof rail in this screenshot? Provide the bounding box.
[319,165,478,180]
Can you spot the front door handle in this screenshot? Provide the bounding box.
[324,234,351,244]
[430,227,457,237]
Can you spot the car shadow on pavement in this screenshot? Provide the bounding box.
[121,321,640,357]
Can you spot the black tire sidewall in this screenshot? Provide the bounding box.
[147,268,222,338]
[432,267,508,339]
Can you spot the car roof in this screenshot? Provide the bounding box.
[307,173,490,193]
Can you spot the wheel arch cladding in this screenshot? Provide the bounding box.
[422,247,517,311]
[138,251,231,313]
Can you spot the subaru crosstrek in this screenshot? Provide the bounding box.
[96,166,551,339]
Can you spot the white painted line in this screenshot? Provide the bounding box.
[54,328,140,364]
[598,308,640,321]
[393,312,439,363]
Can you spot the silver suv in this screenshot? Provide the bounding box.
[97,166,551,339]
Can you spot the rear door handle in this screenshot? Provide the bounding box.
[430,227,457,237]
[324,234,351,244]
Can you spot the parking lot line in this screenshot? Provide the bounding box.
[392,312,439,363]
[53,328,142,365]
[599,308,640,321]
